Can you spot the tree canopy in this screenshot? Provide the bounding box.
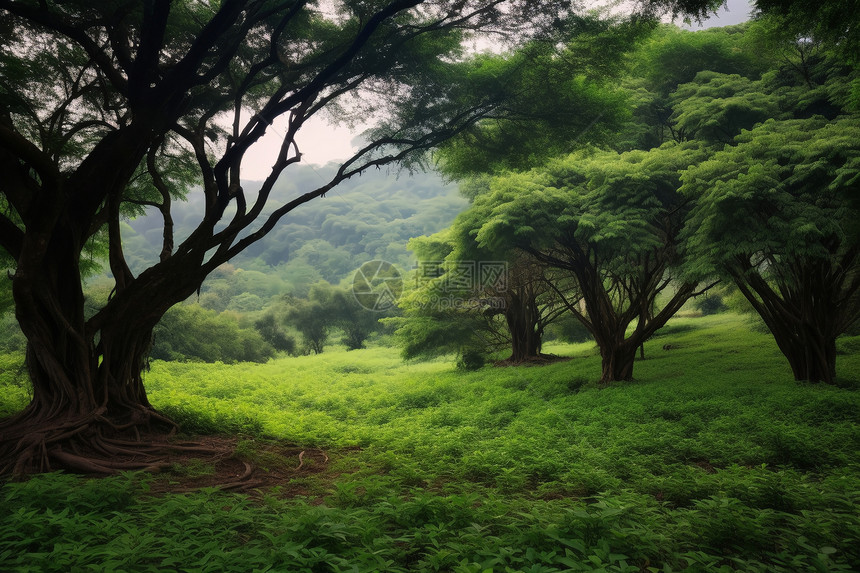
[465,143,714,382]
[402,15,860,385]
[681,117,860,383]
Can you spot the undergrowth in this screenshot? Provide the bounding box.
[1,314,859,571]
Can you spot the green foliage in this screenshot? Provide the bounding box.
[681,117,860,333]
[120,168,468,315]
[691,292,728,316]
[280,281,386,354]
[469,142,707,260]
[387,245,510,364]
[547,313,594,343]
[437,16,646,177]
[0,313,25,354]
[616,22,770,150]
[683,117,860,271]
[456,348,487,371]
[462,142,713,380]
[756,0,860,62]
[0,352,27,416]
[670,71,783,143]
[328,285,387,351]
[4,11,860,572]
[386,313,495,361]
[253,312,298,355]
[283,292,331,355]
[629,23,766,98]
[150,304,275,364]
[2,315,859,571]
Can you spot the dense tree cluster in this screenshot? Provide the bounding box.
[395,19,859,383]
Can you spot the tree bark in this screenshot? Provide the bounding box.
[729,255,853,385]
[0,221,208,474]
[1,291,172,474]
[754,303,838,384]
[504,290,543,362]
[784,326,837,384]
[598,340,637,384]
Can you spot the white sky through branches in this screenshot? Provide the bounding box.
[240,0,754,181]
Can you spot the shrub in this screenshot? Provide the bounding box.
[693,293,728,316]
[457,348,486,370]
[151,304,275,363]
[547,314,593,343]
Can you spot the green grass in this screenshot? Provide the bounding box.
[1,314,859,572]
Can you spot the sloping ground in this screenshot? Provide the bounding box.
[1,314,858,572]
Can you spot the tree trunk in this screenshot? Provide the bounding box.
[0,231,197,475]
[505,291,543,362]
[731,260,845,385]
[1,292,172,474]
[765,316,837,384]
[508,323,542,362]
[597,339,637,384]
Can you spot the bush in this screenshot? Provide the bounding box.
[547,314,593,343]
[0,313,26,353]
[151,304,275,363]
[693,293,728,316]
[457,348,486,371]
[254,313,298,355]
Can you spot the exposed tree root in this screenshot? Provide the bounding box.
[1,413,335,495]
[294,449,330,470]
[0,406,192,477]
[48,448,170,474]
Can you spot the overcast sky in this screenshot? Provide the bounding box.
[241,0,755,180]
[681,0,754,29]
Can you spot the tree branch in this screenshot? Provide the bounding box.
[0,0,130,93]
[0,214,24,260]
[0,123,61,193]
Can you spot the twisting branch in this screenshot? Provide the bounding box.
[145,143,175,262]
[0,0,130,93]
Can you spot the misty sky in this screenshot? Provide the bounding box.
[241,0,755,180]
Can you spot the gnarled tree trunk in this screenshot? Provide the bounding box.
[598,339,637,384]
[0,221,206,475]
[728,251,859,385]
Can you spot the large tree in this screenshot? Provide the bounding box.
[397,232,568,364]
[386,230,510,364]
[754,0,860,62]
[444,198,570,363]
[0,0,723,474]
[681,117,860,384]
[472,143,714,383]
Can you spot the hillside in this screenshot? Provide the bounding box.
[121,166,466,302]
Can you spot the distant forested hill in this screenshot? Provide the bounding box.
[119,165,465,311]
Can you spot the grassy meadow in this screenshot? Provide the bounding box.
[1,313,859,572]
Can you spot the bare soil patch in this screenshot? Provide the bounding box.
[129,435,334,495]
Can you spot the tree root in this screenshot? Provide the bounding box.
[48,448,170,474]
[2,411,333,496]
[295,449,329,470]
[1,407,201,477]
